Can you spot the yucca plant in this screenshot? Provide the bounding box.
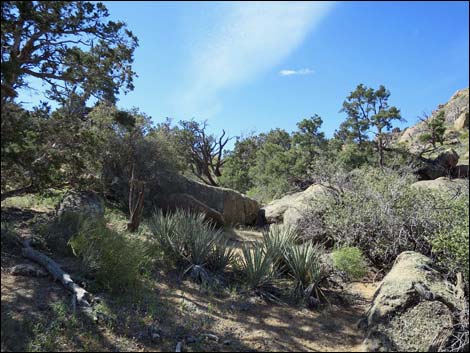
[208,239,235,273]
[285,242,326,301]
[239,243,279,300]
[263,224,298,271]
[147,209,185,264]
[148,209,233,283]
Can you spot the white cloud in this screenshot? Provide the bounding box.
[279,68,315,76]
[175,1,334,119]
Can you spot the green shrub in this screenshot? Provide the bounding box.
[332,247,368,280]
[431,185,469,283]
[40,211,85,255]
[69,218,144,293]
[285,242,325,300]
[262,224,298,271]
[299,166,469,284]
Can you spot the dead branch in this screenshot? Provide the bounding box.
[21,238,92,307]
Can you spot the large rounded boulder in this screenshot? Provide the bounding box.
[411,177,468,193]
[56,190,105,220]
[361,251,463,352]
[152,171,260,226]
[416,148,460,180]
[260,184,330,226]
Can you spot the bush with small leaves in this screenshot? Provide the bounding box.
[331,246,368,281]
[69,218,145,293]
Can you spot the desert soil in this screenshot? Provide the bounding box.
[1,208,378,352]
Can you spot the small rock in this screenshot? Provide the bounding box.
[10,264,47,277]
[202,333,219,343]
[185,336,197,344]
[151,333,161,342]
[223,339,232,345]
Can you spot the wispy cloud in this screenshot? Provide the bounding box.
[176,1,335,119]
[279,68,315,76]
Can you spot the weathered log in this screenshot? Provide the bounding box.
[21,239,92,307]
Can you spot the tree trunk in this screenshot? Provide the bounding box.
[377,130,384,168]
[127,164,145,233]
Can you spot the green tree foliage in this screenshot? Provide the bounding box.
[247,129,295,202]
[219,118,330,201]
[1,99,104,199]
[418,111,446,148]
[218,135,261,193]
[1,1,138,103]
[340,84,402,166]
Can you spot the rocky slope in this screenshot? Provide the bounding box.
[396,88,469,163]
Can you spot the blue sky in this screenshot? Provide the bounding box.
[18,1,469,142]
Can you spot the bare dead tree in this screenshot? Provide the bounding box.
[180,120,233,186]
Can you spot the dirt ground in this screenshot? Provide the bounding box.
[1,207,378,352]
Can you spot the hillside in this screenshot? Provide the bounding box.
[396,88,469,163]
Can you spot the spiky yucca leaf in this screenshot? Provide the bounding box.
[286,242,325,299]
[263,224,298,270]
[239,243,276,290]
[148,209,234,279]
[208,239,235,273]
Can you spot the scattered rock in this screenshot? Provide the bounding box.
[454,110,469,130]
[397,88,469,152]
[361,251,461,352]
[202,333,219,343]
[185,336,198,344]
[9,264,47,277]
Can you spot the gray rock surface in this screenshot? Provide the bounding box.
[152,171,260,226]
[56,191,104,220]
[361,251,461,352]
[260,184,329,226]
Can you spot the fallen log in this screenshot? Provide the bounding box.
[21,239,92,307]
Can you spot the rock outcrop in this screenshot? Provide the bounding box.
[361,251,462,352]
[416,148,460,180]
[397,88,469,154]
[259,184,329,226]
